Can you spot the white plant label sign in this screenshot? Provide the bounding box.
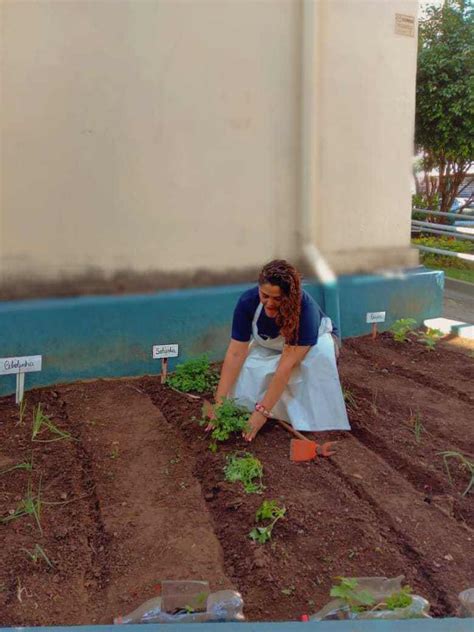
[0,355,42,404]
[152,344,179,359]
[0,355,42,375]
[366,312,386,324]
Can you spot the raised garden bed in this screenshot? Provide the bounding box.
[0,334,473,625]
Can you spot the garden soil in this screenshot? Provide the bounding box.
[0,333,473,625]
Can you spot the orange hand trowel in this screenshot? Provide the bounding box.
[276,419,337,462]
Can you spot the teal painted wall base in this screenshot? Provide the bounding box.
[0,267,443,397]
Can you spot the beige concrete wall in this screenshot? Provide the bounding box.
[0,0,419,289]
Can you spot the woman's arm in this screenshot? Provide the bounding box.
[243,345,310,441]
[214,338,250,403]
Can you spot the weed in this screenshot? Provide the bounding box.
[0,458,33,476]
[32,404,72,443]
[201,398,250,451]
[22,544,53,568]
[109,442,120,459]
[342,387,358,411]
[416,328,443,350]
[329,577,375,613]
[385,586,413,610]
[224,452,264,494]
[167,355,219,394]
[249,499,286,544]
[2,478,43,533]
[18,398,27,425]
[438,450,474,497]
[390,318,417,343]
[410,410,425,443]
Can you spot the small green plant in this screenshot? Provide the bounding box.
[224,452,264,494]
[385,585,413,611]
[390,318,417,343]
[109,442,120,459]
[410,410,425,444]
[167,355,219,393]
[32,404,72,443]
[0,457,33,476]
[329,577,375,613]
[2,479,43,533]
[342,387,358,411]
[18,398,27,425]
[438,450,474,497]
[281,586,295,596]
[22,544,53,568]
[416,328,443,350]
[249,499,286,544]
[201,398,250,452]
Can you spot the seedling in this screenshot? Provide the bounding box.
[224,452,264,494]
[342,387,358,411]
[329,577,375,613]
[390,318,417,343]
[416,328,443,350]
[167,355,219,393]
[410,410,425,443]
[438,450,474,497]
[17,398,27,425]
[2,478,43,533]
[385,585,413,610]
[0,458,33,476]
[22,544,53,568]
[32,404,72,443]
[201,398,250,452]
[281,585,295,596]
[249,499,286,544]
[109,442,120,459]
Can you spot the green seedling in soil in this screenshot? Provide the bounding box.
[390,318,417,343]
[109,442,120,459]
[2,478,43,533]
[342,387,359,411]
[249,499,286,544]
[22,544,53,568]
[200,398,250,452]
[329,577,375,613]
[438,450,474,497]
[416,328,443,351]
[384,585,413,611]
[224,452,264,494]
[0,458,33,476]
[32,404,72,443]
[167,355,219,394]
[410,410,425,443]
[18,398,27,425]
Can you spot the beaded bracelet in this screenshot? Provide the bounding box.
[255,402,272,418]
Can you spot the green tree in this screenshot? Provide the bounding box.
[415,1,474,214]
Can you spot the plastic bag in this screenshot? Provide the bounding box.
[114,589,244,624]
[309,576,430,621]
[459,588,474,617]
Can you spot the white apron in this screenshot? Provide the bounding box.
[229,303,350,432]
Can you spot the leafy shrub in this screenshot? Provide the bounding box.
[168,355,219,393]
[390,318,417,343]
[201,398,250,452]
[224,453,264,494]
[416,328,443,350]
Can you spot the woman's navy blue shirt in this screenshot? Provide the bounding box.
[231,286,334,346]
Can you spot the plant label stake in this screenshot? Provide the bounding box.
[152,344,179,384]
[366,312,386,339]
[0,355,42,404]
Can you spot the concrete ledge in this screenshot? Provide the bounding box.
[0,268,444,397]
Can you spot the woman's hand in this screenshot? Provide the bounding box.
[243,411,267,442]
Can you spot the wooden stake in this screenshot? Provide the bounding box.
[15,372,25,404]
[161,357,168,384]
[372,323,378,339]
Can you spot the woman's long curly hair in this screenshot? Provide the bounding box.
[258,259,302,344]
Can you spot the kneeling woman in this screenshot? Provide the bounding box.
[210,259,350,442]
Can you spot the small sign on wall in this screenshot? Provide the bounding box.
[0,355,43,403]
[366,312,386,340]
[395,13,415,38]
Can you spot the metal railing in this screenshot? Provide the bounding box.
[412,208,474,263]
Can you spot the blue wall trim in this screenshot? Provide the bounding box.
[0,267,444,397]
